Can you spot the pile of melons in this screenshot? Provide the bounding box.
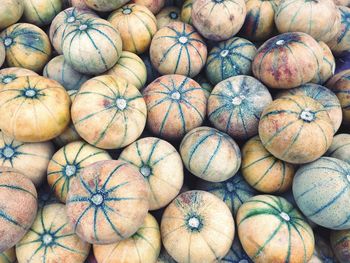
[0,0,349,262]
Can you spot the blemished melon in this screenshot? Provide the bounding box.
[84,0,130,11]
[311,42,336,85]
[156,7,181,28]
[0,247,16,263]
[327,133,350,163]
[0,67,38,89]
[330,229,350,263]
[66,160,150,244]
[0,0,24,30]
[22,0,62,26]
[132,0,165,14]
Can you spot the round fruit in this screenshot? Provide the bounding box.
[330,229,350,263]
[252,32,323,89]
[66,0,90,8]
[161,190,235,263]
[0,67,38,89]
[16,204,90,263]
[66,160,150,244]
[238,195,315,262]
[0,0,24,30]
[259,95,334,164]
[0,76,71,142]
[0,168,37,253]
[23,0,62,26]
[0,23,51,72]
[143,74,206,140]
[84,0,130,11]
[327,133,350,163]
[93,213,161,263]
[191,0,246,41]
[180,0,192,24]
[328,6,350,55]
[156,7,181,28]
[150,21,207,77]
[311,42,336,85]
[0,247,16,263]
[132,0,165,14]
[72,75,147,149]
[208,75,272,140]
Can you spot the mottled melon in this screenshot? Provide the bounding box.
[0,42,5,69]
[0,67,38,89]
[23,0,62,26]
[0,0,24,30]
[156,7,181,28]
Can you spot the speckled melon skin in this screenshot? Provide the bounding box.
[0,168,38,253]
[93,213,161,263]
[0,247,16,263]
[330,229,350,263]
[66,160,150,244]
[259,95,334,164]
[23,0,62,26]
[237,195,315,263]
[132,0,165,14]
[293,157,350,230]
[156,7,181,28]
[180,0,192,24]
[84,0,130,11]
[311,42,336,85]
[208,75,272,140]
[252,32,323,89]
[0,23,51,73]
[0,0,24,30]
[0,76,71,143]
[180,126,241,182]
[161,190,235,263]
[327,133,350,163]
[191,0,246,41]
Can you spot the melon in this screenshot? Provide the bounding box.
[161,190,235,263]
[0,23,51,72]
[293,157,350,230]
[0,76,70,142]
[62,17,122,75]
[221,236,253,263]
[119,137,183,210]
[143,74,206,140]
[208,75,272,140]
[242,136,295,193]
[66,0,90,8]
[84,0,130,11]
[311,42,336,85]
[252,32,323,89]
[93,213,161,263]
[132,0,165,14]
[334,0,350,6]
[330,229,350,263]
[0,42,5,68]
[150,21,207,77]
[206,37,257,85]
[0,67,38,89]
[259,95,334,164]
[47,141,112,203]
[0,0,24,30]
[180,126,241,182]
[72,75,147,149]
[0,247,16,263]
[0,168,37,253]
[191,0,246,41]
[327,133,350,163]
[180,0,192,24]
[106,51,147,90]
[237,195,315,263]
[156,7,181,28]
[194,74,213,99]
[67,160,150,244]
[23,0,62,26]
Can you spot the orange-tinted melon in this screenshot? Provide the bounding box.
[0,0,24,30]
[156,7,181,28]
[311,42,336,85]
[84,0,130,11]
[22,0,62,26]
[132,0,165,14]
[0,67,38,89]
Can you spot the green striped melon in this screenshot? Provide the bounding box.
[237,195,315,263]
[0,23,51,72]
[0,67,38,89]
[330,229,350,263]
[72,75,147,149]
[0,168,38,253]
[66,160,150,244]
[327,133,350,163]
[156,7,181,28]
[23,0,62,26]
[143,74,206,140]
[311,42,336,85]
[221,235,253,263]
[0,0,24,30]
[180,126,241,182]
[150,21,207,77]
[180,0,192,24]
[62,17,122,75]
[293,157,350,230]
[106,51,147,90]
[0,247,16,263]
[93,213,161,263]
[16,204,90,262]
[132,0,165,14]
[47,141,112,203]
[84,0,130,11]
[206,37,257,85]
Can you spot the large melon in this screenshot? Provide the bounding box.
[0,67,38,89]
[22,0,62,26]
[156,7,181,28]
[0,0,24,30]
[327,133,350,163]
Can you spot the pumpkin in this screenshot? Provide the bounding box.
[327,133,350,163]
[49,7,97,54]
[327,69,350,125]
[0,131,54,187]
[106,51,147,90]
[205,37,257,85]
[252,32,323,89]
[22,0,62,26]
[240,0,280,41]
[0,0,24,30]
[67,160,150,244]
[180,0,192,24]
[196,171,257,215]
[237,195,314,263]
[275,0,340,42]
[259,95,334,164]
[16,204,90,263]
[191,0,246,41]
[84,0,130,11]
[156,7,181,28]
[0,23,51,72]
[132,0,165,14]
[330,229,350,263]
[43,55,90,91]
[0,67,38,89]
[208,75,272,140]
[93,213,161,263]
[0,42,5,68]
[72,75,147,149]
[143,74,206,140]
[242,136,295,193]
[221,236,253,263]
[276,83,342,133]
[119,137,183,210]
[194,74,213,99]
[311,42,336,85]
[62,17,122,75]
[141,53,160,85]
[327,7,350,56]
[47,141,112,203]
[0,247,16,263]
[180,126,241,182]
[108,4,157,54]
[293,157,350,230]
[0,168,37,253]
[309,233,337,263]
[161,190,235,263]
[150,21,207,77]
